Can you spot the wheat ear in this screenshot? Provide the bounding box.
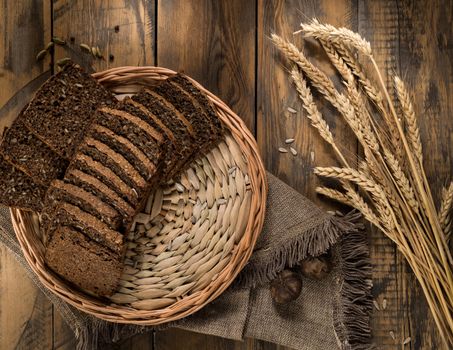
[299,19,372,56]
[394,76,423,165]
[439,182,453,241]
[272,34,367,154]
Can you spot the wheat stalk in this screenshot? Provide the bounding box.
[394,76,423,165]
[275,20,453,347]
[439,182,453,241]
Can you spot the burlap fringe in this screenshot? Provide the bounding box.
[333,225,373,350]
[235,211,363,288]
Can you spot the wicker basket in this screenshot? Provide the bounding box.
[11,66,267,325]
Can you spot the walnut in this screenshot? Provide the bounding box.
[270,269,302,304]
[299,254,332,280]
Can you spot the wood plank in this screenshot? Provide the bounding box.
[156,0,256,131]
[155,0,257,348]
[0,1,53,350]
[257,0,357,206]
[357,2,406,348]
[256,1,357,349]
[52,0,155,73]
[395,0,452,348]
[51,1,156,347]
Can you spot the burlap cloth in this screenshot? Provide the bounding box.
[0,172,373,350]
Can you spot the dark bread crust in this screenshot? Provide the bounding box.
[50,201,124,254]
[41,180,122,233]
[90,124,157,181]
[64,168,135,222]
[45,225,123,297]
[72,153,139,206]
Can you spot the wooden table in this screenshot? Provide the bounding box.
[0,1,451,349]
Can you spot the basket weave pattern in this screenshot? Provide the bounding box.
[11,67,267,324]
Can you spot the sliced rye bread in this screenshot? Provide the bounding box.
[48,201,124,254]
[45,225,123,296]
[22,64,114,159]
[79,137,148,194]
[64,168,135,226]
[167,74,224,138]
[130,90,196,176]
[90,124,157,182]
[0,116,69,186]
[0,155,46,211]
[71,153,139,206]
[121,98,180,177]
[95,106,164,171]
[41,180,123,233]
[146,81,218,178]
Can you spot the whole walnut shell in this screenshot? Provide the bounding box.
[299,254,332,280]
[270,269,303,304]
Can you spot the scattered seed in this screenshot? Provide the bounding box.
[95,46,103,58]
[278,147,288,153]
[402,337,411,345]
[45,42,54,51]
[382,298,387,310]
[114,25,120,33]
[373,300,380,311]
[109,54,114,62]
[287,107,297,114]
[36,49,47,61]
[285,138,295,144]
[290,147,297,156]
[56,57,71,67]
[80,43,91,53]
[91,46,97,58]
[53,36,66,45]
[389,331,395,340]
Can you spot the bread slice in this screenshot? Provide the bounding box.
[71,153,139,206]
[64,168,135,226]
[80,137,148,194]
[41,180,122,233]
[0,117,69,186]
[90,124,157,182]
[121,98,180,177]
[0,155,46,211]
[49,201,124,254]
[22,64,114,159]
[130,90,196,175]
[167,74,224,138]
[45,225,123,296]
[95,106,164,171]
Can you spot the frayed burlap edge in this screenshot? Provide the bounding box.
[333,226,374,350]
[235,211,363,288]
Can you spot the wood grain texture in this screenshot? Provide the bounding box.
[52,0,155,73]
[396,0,452,348]
[0,0,51,128]
[0,2,53,350]
[155,0,257,348]
[358,2,406,348]
[257,0,357,206]
[157,0,256,131]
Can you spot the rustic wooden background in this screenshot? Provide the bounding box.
[0,0,451,349]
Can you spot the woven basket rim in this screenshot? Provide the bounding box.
[11,66,267,324]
